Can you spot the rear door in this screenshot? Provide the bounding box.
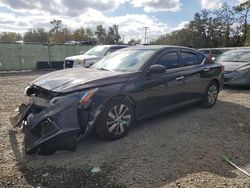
[137,49,186,117]
[180,50,210,100]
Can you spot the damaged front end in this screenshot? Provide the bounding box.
[10,86,101,155]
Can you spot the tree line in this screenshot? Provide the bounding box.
[0,20,130,45]
[152,1,250,48]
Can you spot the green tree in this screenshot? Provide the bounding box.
[234,1,250,45]
[85,28,94,40]
[106,25,121,44]
[107,26,115,44]
[0,32,22,42]
[50,19,62,33]
[153,3,243,48]
[95,25,107,44]
[213,3,235,46]
[73,27,86,41]
[112,25,121,44]
[50,28,73,43]
[23,28,49,43]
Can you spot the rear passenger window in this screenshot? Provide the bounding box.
[181,52,200,66]
[156,52,179,69]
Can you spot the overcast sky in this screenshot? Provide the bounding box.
[0,0,246,42]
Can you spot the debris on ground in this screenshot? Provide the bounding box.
[222,155,250,177]
[91,167,102,174]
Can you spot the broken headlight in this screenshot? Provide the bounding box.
[49,88,99,106]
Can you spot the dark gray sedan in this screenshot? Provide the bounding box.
[11,45,224,154]
[215,49,250,86]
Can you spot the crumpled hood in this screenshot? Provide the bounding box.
[31,68,129,93]
[65,54,99,61]
[219,61,250,72]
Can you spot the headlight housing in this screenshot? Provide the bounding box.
[235,65,250,73]
[79,88,99,105]
[50,88,99,106]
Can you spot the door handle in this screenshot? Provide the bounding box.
[176,76,184,81]
[203,68,210,72]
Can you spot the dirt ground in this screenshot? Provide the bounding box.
[0,71,250,188]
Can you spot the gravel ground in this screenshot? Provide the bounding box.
[0,71,250,188]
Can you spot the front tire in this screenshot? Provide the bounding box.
[95,97,135,140]
[200,81,219,108]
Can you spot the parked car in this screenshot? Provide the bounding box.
[64,41,81,45]
[64,45,129,68]
[215,49,250,86]
[198,49,223,59]
[10,45,224,154]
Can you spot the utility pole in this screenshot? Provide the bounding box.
[122,35,125,43]
[143,27,149,43]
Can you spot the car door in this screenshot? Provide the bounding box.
[180,50,210,100]
[136,49,186,117]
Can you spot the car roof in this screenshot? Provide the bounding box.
[226,49,250,52]
[123,45,197,51]
[96,45,129,48]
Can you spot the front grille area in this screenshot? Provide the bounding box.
[41,119,56,136]
[31,118,57,137]
[65,60,74,68]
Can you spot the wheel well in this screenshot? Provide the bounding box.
[112,95,136,108]
[103,95,137,119]
[103,95,136,113]
[210,79,220,90]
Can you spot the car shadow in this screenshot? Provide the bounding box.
[8,100,250,187]
[223,85,250,91]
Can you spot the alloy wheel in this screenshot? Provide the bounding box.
[207,84,218,104]
[106,104,132,135]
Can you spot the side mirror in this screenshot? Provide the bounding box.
[148,64,166,74]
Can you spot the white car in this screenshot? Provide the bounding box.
[64,45,128,68]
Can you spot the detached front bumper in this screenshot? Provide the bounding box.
[10,97,84,154]
[224,71,250,86]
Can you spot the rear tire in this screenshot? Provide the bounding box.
[200,81,219,108]
[95,97,135,140]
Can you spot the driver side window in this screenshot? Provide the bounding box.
[155,52,179,69]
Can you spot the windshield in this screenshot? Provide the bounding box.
[215,50,250,62]
[84,46,108,56]
[91,49,156,72]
